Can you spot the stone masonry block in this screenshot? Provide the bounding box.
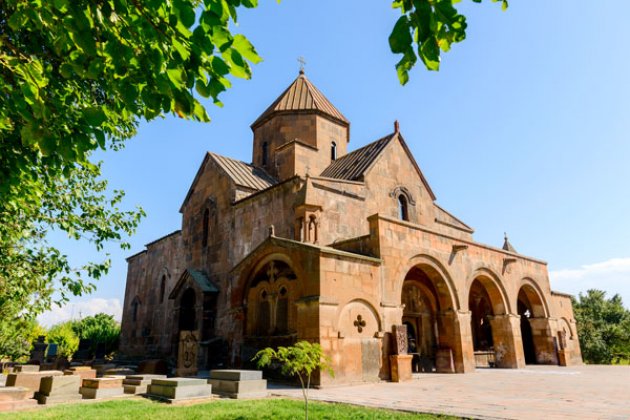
[209,370,262,381]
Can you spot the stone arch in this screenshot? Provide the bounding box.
[238,252,297,306]
[518,278,549,318]
[242,254,299,339]
[397,254,460,312]
[560,317,574,339]
[466,268,511,315]
[337,298,382,337]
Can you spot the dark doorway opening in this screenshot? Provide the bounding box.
[518,297,537,364]
[179,288,196,331]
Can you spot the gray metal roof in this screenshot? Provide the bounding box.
[251,72,349,128]
[320,133,395,181]
[209,152,277,191]
[187,269,219,293]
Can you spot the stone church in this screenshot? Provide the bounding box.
[120,71,582,385]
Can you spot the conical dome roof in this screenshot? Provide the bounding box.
[251,71,349,129]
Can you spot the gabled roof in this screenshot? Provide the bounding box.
[320,131,436,200]
[209,152,277,191]
[320,133,394,181]
[169,268,219,300]
[180,152,277,211]
[251,71,349,129]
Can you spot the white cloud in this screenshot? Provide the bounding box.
[37,298,123,328]
[550,257,630,307]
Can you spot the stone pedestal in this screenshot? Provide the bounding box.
[123,374,167,394]
[35,374,82,404]
[436,348,455,373]
[0,387,39,412]
[208,370,267,399]
[6,370,64,398]
[389,354,412,382]
[147,378,212,403]
[80,377,125,399]
[64,366,97,380]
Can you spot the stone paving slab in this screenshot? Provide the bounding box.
[271,365,630,420]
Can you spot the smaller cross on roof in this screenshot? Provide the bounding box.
[298,56,306,74]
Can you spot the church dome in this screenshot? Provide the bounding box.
[251,71,349,129]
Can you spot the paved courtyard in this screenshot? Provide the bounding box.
[271,365,630,419]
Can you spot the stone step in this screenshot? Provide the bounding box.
[14,365,39,373]
[125,374,166,382]
[5,371,64,397]
[209,369,263,381]
[82,377,123,389]
[0,387,31,402]
[0,399,38,412]
[123,384,148,395]
[150,377,207,387]
[35,392,83,405]
[80,386,125,399]
[208,378,268,399]
[38,374,81,396]
[147,382,212,400]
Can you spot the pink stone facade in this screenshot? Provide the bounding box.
[120,72,582,385]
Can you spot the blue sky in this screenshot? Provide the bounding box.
[40,1,630,325]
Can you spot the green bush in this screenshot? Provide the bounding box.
[74,313,120,357]
[47,321,79,358]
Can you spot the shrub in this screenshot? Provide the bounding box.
[47,321,80,358]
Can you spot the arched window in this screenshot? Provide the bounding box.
[131,296,140,322]
[159,275,166,303]
[257,290,270,335]
[331,141,337,161]
[202,208,209,248]
[262,142,268,166]
[308,215,318,243]
[276,287,289,334]
[398,194,409,221]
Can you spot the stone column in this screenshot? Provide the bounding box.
[437,310,475,373]
[528,317,558,365]
[489,314,525,368]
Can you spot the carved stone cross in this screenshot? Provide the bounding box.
[267,261,279,282]
[354,314,366,333]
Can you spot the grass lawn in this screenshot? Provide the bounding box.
[0,397,455,419]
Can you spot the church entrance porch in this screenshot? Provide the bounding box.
[518,284,558,365]
[468,274,523,369]
[400,262,473,374]
[168,269,220,375]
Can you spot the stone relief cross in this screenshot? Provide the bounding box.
[354,314,366,333]
[267,261,279,283]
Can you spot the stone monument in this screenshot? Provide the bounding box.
[208,370,267,399]
[147,377,212,403]
[123,374,166,394]
[79,377,125,399]
[389,325,412,382]
[176,330,199,377]
[34,374,82,404]
[5,370,64,398]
